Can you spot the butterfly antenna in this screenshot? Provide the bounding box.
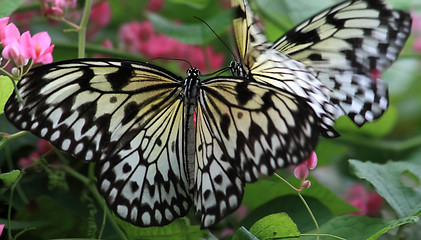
[201,66,231,77]
[194,16,237,60]
[150,57,193,69]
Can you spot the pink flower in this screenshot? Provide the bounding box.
[293,151,318,189]
[37,139,53,154]
[27,32,55,64]
[90,1,111,27]
[88,1,111,38]
[0,17,9,42]
[294,151,317,179]
[147,0,165,12]
[118,20,225,72]
[119,21,153,53]
[344,183,383,216]
[2,31,33,67]
[18,152,40,168]
[0,224,4,237]
[43,0,77,17]
[1,23,54,66]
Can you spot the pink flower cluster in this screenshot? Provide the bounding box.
[43,0,77,18]
[0,17,54,68]
[294,151,318,189]
[344,183,383,216]
[18,139,53,168]
[119,21,225,72]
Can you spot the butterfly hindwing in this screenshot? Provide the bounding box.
[272,0,412,125]
[231,0,340,138]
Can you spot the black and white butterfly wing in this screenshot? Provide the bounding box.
[195,77,321,227]
[5,59,193,227]
[272,0,412,126]
[231,0,340,138]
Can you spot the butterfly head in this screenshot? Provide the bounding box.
[186,67,200,78]
[229,60,247,78]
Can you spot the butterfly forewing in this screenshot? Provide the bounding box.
[231,0,268,68]
[272,0,412,125]
[5,59,193,226]
[195,77,320,227]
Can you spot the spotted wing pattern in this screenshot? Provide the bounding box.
[195,77,320,227]
[231,0,340,138]
[5,59,193,227]
[272,0,412,126]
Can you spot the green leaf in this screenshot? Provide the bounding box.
[240,195,333,233]
[0,0,26,18]
[0,76,14,114]
[0,169,20,186]
[350,160,421,218]
[148,10,232,45]
[312,215,418,240]
[114,216,213,240]
[232,227,259,240]
[249,213,300,240]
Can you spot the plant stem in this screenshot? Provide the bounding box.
[273,173,299,191]
[297,192,319,240]
[7,170,25,240]
[78,0,93,58]
[301,233,346,240]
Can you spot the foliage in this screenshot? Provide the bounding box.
[1,0,421,239]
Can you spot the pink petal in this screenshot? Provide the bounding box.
[302,180,311,188]
[2,23,20,46]
[19,31,35,59]
[305,151,318,170]
[90,1,111,27]
[32,32,52,49]
[33,44,54,64]
[0,17,10,42]
[294,164,308,179]
[147,0,164,12]
[2,41,29,66]
[348,198,367,216]
[0,224,4,236]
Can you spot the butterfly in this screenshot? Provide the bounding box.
[230,0,411,127]
[4,59,322,228]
